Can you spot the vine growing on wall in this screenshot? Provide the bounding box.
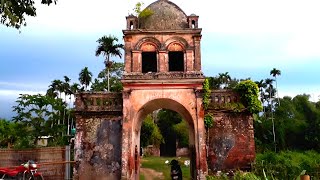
[234,80,263,114]
[204,113,214,129]
[203,78,214,128]
[203,78,211,110]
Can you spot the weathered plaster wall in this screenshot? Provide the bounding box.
[207,112,255,172]
[74,115,122,180]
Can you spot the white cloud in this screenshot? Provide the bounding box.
[0,89,45,99]
[0,81,47,90]
[285,33,320,58]
[26,0,320,34]
[278,85,320,102]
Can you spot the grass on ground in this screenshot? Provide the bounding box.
[140,156,191,179]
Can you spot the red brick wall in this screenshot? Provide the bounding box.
[207,112,255,172]
[0,147,66,180]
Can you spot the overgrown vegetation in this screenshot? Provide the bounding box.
[140,109,190,154]
[140,115,163,148]
[254,151,320,179]
[203,78,211,110]
[234,80,263,114]
[204,113,214,129]
[205,69,320,178]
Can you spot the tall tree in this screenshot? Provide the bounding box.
[218,72,231,89]
[95,35,123,92]
[0,0,57,29]
[12,94,66,146]
[47,79,63,99]
[270,68,281,105]
[78,67,92,91]
[71,83,80,94]
[265,78,276,152]
[95,62,124,92]
[255,79,267,113]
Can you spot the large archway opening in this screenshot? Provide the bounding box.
[134,98,196,179]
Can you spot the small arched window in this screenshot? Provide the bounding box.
[141,43,157,73]
[130,21,134,30]
[191,20,196,28]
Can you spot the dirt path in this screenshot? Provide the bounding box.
[140,167,165,180]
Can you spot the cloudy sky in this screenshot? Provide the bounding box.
[1,0,320,119]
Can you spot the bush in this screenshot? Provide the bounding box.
[253,151,320,180]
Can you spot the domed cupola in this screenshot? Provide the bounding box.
[139,0,188,30]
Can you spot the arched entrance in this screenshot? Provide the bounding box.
[135,99,195,178]
[121,88,207,179]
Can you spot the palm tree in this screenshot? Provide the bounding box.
[270,68,281,106]
[47,79,63,125]
[95,35,123,92]
[218,72,231,89]
[48,79,63,99]
[71,83,80,95]
[79,67,93,91]
[265,77,276,152]
[255,79,267,113]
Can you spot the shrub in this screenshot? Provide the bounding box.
[254,151,320,180]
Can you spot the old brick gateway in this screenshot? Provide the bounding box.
[74,0,255,179]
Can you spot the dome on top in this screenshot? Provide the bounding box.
[139,0,188,30]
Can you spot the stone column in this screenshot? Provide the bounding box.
[194,36,202,71]
[121,90,133,179]
[186,49,194,71]
[158,50,167,72]
[132,50,141,73]
[124,36,132,73]
[195,89,207,179]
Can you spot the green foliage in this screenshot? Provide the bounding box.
[95,35,123,92]
[139,8,153,18]
[132,2,153,18]
[0,119,26,148]
[210,102,245,112]
[233,172,260,180]
[255,94,320,152]
[12,94,67,148]
[157,109,188,155]
[141,156,191,179]
[204,113,214,128]
[234,80,263,114]
[203,78,211,110]
[206,174,228,180]
[132,2,143,16]
[140,115,163,148]
[78,67,93,91]
[173,120,189,147]
[0,0,57,29]
[93,62,124,92]
[253,151,320,180]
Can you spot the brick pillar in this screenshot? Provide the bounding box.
[194,36,202,71]
[121,90,133,179]
[195,89,207,179]
[124,36,132,73]
[186,49,194,71]
[159,50,167,72]
[132,50,141,72]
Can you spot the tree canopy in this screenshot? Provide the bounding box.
[0,0,57,29]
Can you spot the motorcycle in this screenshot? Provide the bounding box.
[170,159,182,180]
[0,160,43,180]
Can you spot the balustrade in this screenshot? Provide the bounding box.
[75,92,123,112]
